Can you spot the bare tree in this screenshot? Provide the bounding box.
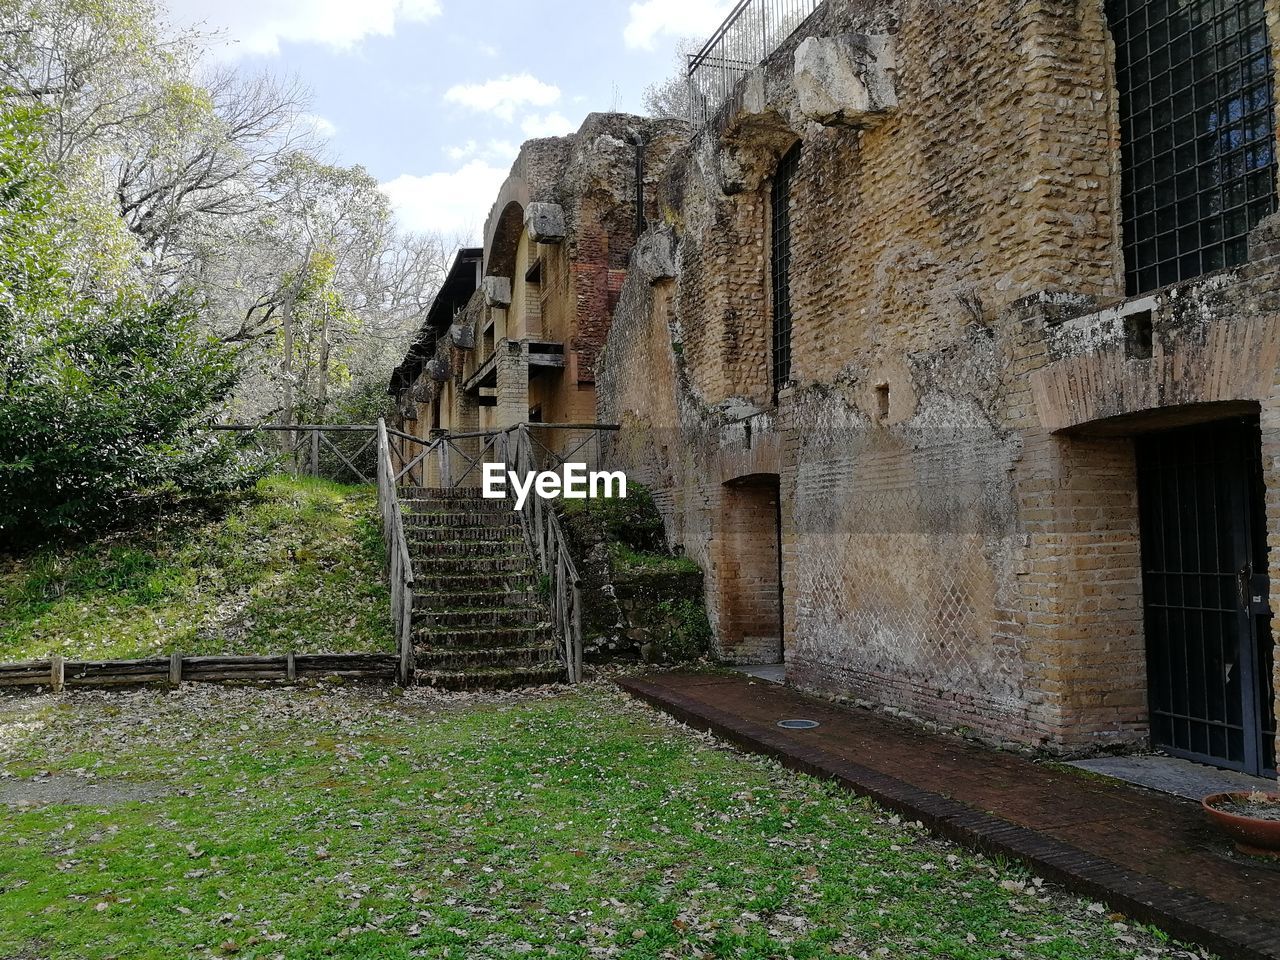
[115,68,317,283]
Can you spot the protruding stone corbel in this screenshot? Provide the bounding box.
[634,228,677,283]
[426,357,451,382]
[525,202,566,244]
[449,322,475,350]
[482,276,511,308]
[794,33,897,128]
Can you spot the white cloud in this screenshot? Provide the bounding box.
[520,112,576,138]
[445,139,479,161]
[381,160,511,239]
[622,0,732,50]
[445,139,518,163]
[166,0,442,57]
[443,73,560,122]
[301,113,337,137]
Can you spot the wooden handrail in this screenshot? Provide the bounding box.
[376,418,415,685]
[381,421,620,683]
[210,423,379,432]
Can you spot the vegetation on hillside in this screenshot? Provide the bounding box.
[0,476,392,661]
[0,98,249,544]
[0,0,458,541]
[561,485,711,662]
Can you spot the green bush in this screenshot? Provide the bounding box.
[0,100,249,546]
[651,597,713,662]
[559,483,666,553]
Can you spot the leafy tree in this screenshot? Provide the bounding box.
[643,38,699,120]
[1,0,447,430]
[0,97,247,545]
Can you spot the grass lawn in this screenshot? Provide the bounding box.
[0,682,1207,960]
[0,476,392,662]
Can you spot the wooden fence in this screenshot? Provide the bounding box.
[211,423,380,485]
[0,652,398,692]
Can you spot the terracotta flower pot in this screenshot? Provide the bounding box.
[1202,792,1280,858]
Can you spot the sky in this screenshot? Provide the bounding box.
[163,0,734,241]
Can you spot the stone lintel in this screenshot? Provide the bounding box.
[634,228,677,283]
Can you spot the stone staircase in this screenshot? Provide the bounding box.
[401,487,564,690]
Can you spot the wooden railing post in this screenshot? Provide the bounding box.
[572,581,583,683]
[376,418,415,686]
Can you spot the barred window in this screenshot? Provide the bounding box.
[1108,0,1277,294]
[770,144,800,397]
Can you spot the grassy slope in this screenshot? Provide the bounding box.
[0,683,1204,960]
[0,476,393,661]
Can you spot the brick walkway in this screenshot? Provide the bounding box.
[617,671,1280,960]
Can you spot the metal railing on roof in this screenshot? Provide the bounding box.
[686,0,821,125]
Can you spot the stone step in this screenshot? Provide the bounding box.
[411,555,535,575]
[412,572,540,594]
[401,487,506,502]
[406,525,523,544]
[414,644,556,671]
[415,662,565,691]
[413,606,546,630]
[402,504,512,516]
[402,510,519,529]
[413,625,549,649]
[414,589,539,612]
[407,540,527,560]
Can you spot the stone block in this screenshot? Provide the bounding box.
[525,202,566,244]
[482,276,511,308]
[634,228,677,283]
[449,322,475,350]
[425,357,451,382]
[793,33,897,127]
[1249,211,1280,261]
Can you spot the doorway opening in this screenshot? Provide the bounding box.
[718,474,784,664]
[1136,416,1276,776]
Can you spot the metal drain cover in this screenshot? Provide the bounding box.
[777,719,820,730]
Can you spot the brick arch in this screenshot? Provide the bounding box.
[1030,312,1280,434]
[485,199,526,280]
[483,168,533,279]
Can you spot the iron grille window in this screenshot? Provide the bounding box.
[1108,0,1277,294]
[770,144,800,396]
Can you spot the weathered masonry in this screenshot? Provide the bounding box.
[389,114,685,455]
[598,0,1280,774]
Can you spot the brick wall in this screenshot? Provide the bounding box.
[421,113,688,442]
[598,0,1280,758]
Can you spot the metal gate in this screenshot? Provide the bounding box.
[1137,417,1276,776]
